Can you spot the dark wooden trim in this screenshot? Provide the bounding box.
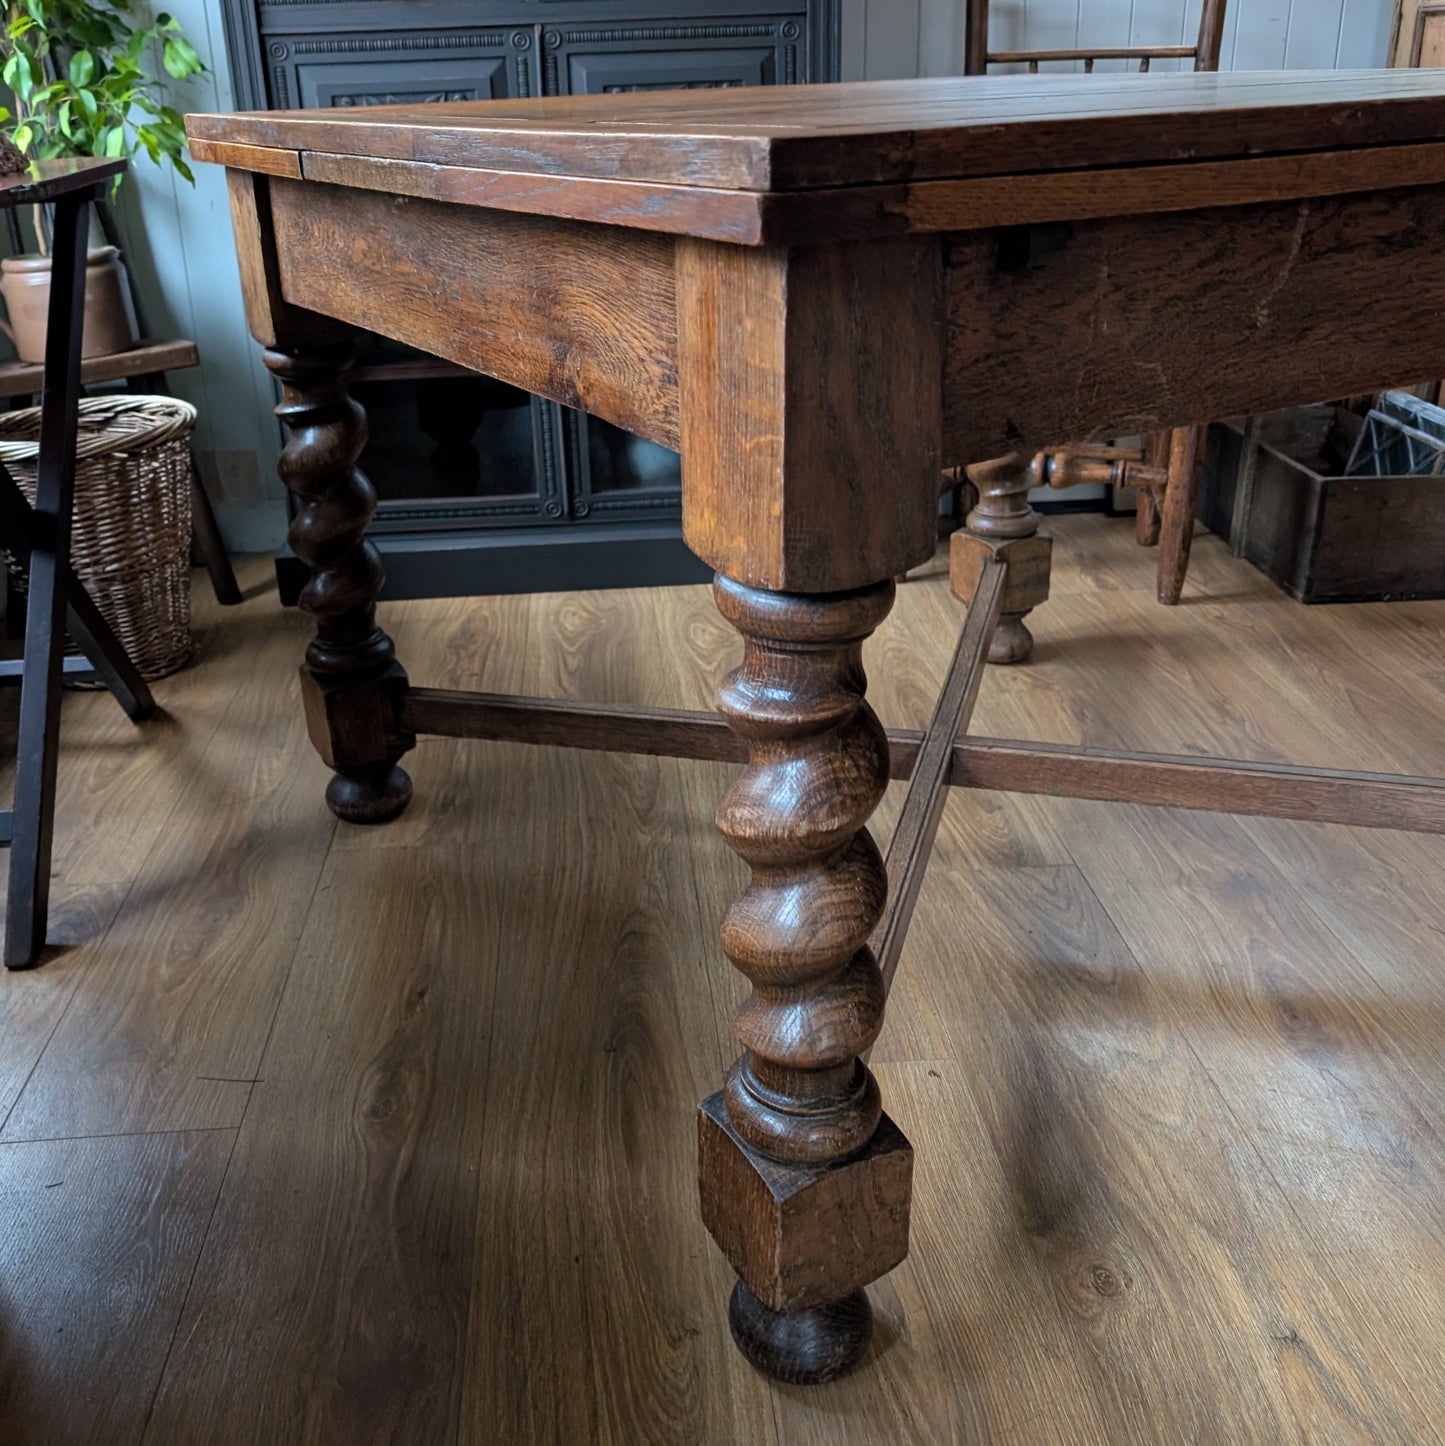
[400,688,745,761]
[963,1,988,75]
[987,46,1197,64]
[0,340,200,400]
[942,184,1445,463]
[0,159,125,206]
[396,689,1445,834]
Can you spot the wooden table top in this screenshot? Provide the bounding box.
[191,70,1445,192]
[0,157,125,209]
[189,71,1445,245]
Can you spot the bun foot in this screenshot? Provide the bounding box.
[988,613,1034,665]
[727,1281,872,1385]
[325,763,413,824]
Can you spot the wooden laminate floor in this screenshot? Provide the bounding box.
[0,515,1441,1445]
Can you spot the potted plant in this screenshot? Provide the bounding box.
[0,0,205,361]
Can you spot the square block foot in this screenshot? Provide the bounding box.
[698,1091,912,1314]
[951,529,1053,614]
[299,659,413,769]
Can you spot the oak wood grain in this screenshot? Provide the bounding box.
[677,237,941,591]
[0,1129,231,1446]
[224,169,349,352]
[453,605,777,1442]
[399,685,1445,835]
[199,137,1445,249]
[0,750,335,1141]
[0,884,128,1120]
[187,70,1445,193]
[187,136,301,178]
[943,186,1445,461]
[143,843,503,1445]
[872,557,1003,998]
[0,521,1440,1437]
[298,149,771,245]
[267,177,681,451]
[1054,804,1445,1442]
[873,862,1432,1442]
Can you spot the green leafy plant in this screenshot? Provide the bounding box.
[1,0,205,183]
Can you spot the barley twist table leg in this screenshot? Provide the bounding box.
[266,344,413,823]
[699,574,913,1385]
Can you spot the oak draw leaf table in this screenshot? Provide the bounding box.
[188,72,1445,1385]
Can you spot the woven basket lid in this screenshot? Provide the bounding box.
[0,395,197,461]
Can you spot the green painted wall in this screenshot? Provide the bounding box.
[114,0,283,551]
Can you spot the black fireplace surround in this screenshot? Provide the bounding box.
[220,1,842,599]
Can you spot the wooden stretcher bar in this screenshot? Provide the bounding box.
[398,692,1445,835]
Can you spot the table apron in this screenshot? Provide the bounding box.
[944,182,1445,461]
[259,172,1445,566]
[266,176,683,451]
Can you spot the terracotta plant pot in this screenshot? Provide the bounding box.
[0,247,140,364]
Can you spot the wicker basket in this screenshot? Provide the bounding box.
[0,395,196,680]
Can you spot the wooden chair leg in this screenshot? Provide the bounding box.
[1135,430,1170,546]
[1135,485,1161,546]
[1156,425,1204,606]
[7,192,89,969]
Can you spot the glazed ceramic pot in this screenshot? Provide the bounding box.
[0,246,140,363]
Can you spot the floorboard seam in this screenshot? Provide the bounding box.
[1193,1051,1444,1446]
[0,606,303,1142]
[0,1123,240,1146]
[136,1116,246,1445]
[136,790,339,1444]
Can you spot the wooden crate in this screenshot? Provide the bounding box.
[1200,406,1445,603]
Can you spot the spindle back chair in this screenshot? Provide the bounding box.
[952,0,1232,640]
[964,0,1227,76]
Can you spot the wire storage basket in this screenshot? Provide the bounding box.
[0,395,196,680]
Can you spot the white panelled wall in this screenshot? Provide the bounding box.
[841,0,1397,80]
[123,0,1400,548]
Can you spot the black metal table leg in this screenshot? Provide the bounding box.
[6,189,92,968]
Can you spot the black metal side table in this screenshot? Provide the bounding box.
[0,158,156,969]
